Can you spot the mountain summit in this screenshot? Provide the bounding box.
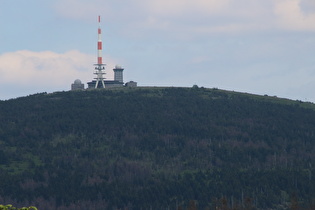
[0,87,314,209]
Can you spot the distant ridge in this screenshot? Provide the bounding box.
[0,87,314,209]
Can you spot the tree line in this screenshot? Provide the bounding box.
[0,87,314,209]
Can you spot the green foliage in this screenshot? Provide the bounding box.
[0,205,37,210]
[0,87,314,209]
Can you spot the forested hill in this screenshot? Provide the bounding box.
[0,87,314,209]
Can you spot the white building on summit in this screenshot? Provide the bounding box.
[71,79,84,90]
[113,65,124,83]
[87,65,125,89]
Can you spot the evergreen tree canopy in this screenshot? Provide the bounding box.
[0,87,314,209]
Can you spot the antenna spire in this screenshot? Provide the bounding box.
[94,15,106,88]
[97,15,103,65]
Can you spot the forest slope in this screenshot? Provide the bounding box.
[0,87,314,209]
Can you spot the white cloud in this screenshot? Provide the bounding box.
[142,0,230,16]
[53,0,315,34]
[0,50,92,86]
[274,0,315,31]
[0,50,117,99]
[53,0,108,21]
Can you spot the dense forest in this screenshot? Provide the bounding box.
[0,87,314,209]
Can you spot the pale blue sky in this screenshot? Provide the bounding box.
[0,0,315,101]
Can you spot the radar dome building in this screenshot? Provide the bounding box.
[71,79,84,90]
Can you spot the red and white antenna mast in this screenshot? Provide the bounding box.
[94,15,106,88]
[97,15,103,65]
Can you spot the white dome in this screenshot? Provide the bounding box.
[115,64,123,69]
[74,79,82,84]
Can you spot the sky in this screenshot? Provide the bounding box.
[0,0,315,101]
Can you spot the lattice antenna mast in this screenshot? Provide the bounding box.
[94,15,106,88]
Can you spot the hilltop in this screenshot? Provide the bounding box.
[0,87,314,209]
